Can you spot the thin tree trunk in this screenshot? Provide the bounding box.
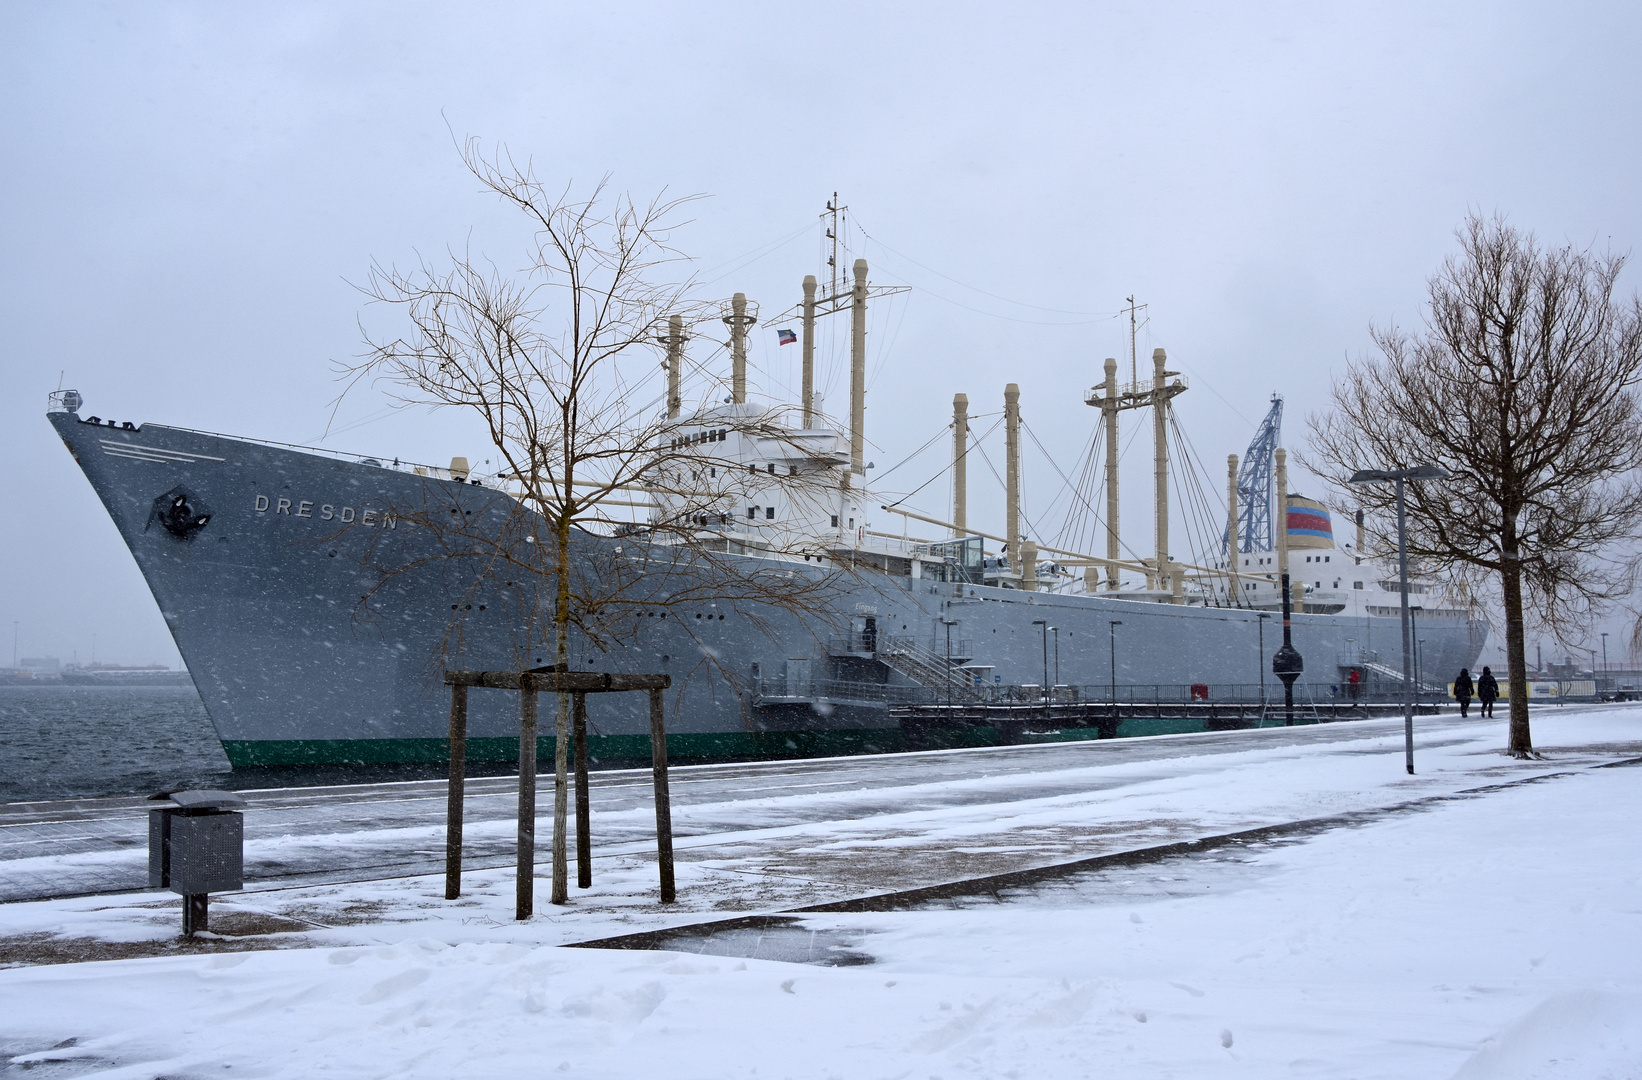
[551,511,572,905]
[1501,528,1534,757]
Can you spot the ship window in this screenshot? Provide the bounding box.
[789,465,798,475]
[848,518,854,528]
[710,467,716,477]
[749,464,756,474]
[767,463,776,474]
[748,507,757,519]
[1354,581,1364,589]
[765,507,775,519]
[831,515,839,527]
[1324,556,1330,562]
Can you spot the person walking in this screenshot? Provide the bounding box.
[1454,668,1474,718]
[1477,666,1499,718]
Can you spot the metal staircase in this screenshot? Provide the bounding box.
[877,636,980,698]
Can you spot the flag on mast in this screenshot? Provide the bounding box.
[777,328,797,346]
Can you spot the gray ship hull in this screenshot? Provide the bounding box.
[49,410,1487,766]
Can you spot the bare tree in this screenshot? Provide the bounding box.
[341,140,851,903]
[1309,214,1642,757]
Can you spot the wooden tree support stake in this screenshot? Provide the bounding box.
[517,683,538,920]
[574,692,591,889]
[442,669,672,915]
[444,684,468,901]
[649,686,675,903]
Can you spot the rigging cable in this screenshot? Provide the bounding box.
[883,414,1006,510]
[851,217,1121,317]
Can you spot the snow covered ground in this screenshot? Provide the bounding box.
[2,709,1640,1078]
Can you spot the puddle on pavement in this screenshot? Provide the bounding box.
[570,915,874,967]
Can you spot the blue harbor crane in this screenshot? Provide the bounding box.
[1226,394,1283,555]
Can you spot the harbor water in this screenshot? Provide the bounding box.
[0,685,522,803]
[0,685,227,802]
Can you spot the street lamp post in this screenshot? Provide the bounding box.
[1109,620,1123,714]
[942,617,959,712]
[1345,637,1357,702]
[1257,613,1272,704]
[1349,464,1452,775]
[1033,619,1050,725]
[1409,605,1421,693]
[1601,632,1609,676]
[1051,626,1060,689]
[1272,574,1303,725]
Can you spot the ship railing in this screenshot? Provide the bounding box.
[880,634,975,661]
[139,422,495,481]
[911,682,1462,708]
[906,636,975,662]
[1087,375,1191,403]
[753,676,928,705]
[826,632,878,655]
[749,676,1470,709]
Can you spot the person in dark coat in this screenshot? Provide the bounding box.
[1454,668,1474,717]
[1477,666,1499,717]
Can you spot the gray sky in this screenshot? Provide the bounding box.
[5,2,1640,669]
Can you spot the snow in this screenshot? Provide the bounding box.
[2,708,1641,1078]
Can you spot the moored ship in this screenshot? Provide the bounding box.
[46,245,1485,767]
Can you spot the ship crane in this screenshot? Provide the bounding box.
[1229,394,1284,556]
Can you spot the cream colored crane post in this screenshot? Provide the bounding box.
[727,293,753,405]
[1152,349,1171,598]
[662,315,684,420]
[1005,382,1021,567]
[850,260,868,475]
[1227,453,1240,603]
[1276,447,1301,612]
[952,392,968,537]
[1102,358,1120,591]
[801,275,817,427]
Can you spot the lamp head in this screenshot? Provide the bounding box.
[1350,464,1452,484]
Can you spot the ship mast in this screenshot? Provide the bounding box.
[776,195,908,478]
[1123,296,1147,388]
[1084,298,1185,598]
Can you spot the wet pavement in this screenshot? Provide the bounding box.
[2,710,1636,909]
[567,756,1642,966]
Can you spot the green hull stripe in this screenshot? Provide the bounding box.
[221,715,1321,767]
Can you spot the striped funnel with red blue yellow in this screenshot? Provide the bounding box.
[1285,495,1334,549]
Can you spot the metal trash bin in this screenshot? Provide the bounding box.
[148,789,247,936]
